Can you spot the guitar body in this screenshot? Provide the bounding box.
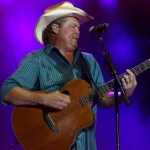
[12,79,94,150]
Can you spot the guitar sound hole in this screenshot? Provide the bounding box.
[62,90,70,96]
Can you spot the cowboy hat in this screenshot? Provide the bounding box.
[34,1,94,45]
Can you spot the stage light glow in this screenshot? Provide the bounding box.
[98,0,117,8]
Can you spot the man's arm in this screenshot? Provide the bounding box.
[4,86,70,110]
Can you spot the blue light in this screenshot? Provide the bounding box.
[98,0,117,8]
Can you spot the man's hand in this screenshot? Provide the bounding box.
[121,69,137,97]
[43,91,71,110]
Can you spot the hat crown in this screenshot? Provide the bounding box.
[44,1,74,14]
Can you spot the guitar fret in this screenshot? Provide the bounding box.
[97,87,105,94]
[102,85,107,94]
[84,97,89,105]
[100,86,105,94]
[139,65,142,73]
[137,65,142,73]
[134,67,139,75]
[141,65,146,72]
[101,85,106,94]
[143,62,147,69]
[82,98,86,106]
[143,63,147,68]
[80,97,87,106]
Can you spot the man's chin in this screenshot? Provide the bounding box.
[65,42,77,51]
[72,43,77,49]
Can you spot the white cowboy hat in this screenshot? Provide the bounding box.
[34,1,94,45]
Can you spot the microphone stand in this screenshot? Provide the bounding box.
[98,34,130,150]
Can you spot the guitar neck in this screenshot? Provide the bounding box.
[80,59,150,106]
[99,59,150,95]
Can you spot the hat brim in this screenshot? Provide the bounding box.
[34,8,94,45]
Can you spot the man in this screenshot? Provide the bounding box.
[0,1,137,150]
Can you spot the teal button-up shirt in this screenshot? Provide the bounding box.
[0,44,104,150]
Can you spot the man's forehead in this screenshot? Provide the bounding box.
[64,16,80,25]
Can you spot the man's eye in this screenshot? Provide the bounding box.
[71,26,75,28]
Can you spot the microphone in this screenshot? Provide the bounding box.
[89,23,109,34]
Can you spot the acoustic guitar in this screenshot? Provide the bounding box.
[12,59,150,150]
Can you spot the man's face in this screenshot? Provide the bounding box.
[57,17,80,51]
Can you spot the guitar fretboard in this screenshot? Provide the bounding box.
[80,59,150,106]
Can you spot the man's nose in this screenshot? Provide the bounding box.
[75,27,80,35]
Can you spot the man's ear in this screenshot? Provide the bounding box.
[51,24,59,34]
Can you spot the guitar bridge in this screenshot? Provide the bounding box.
[43,110,59,133]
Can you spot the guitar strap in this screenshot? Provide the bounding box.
[78,52,98,89]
